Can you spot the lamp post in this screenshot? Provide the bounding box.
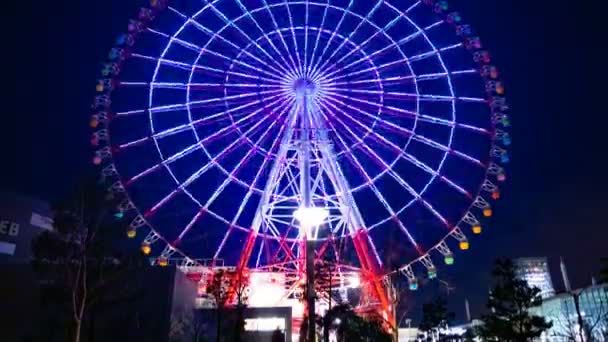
[294,207,328,342]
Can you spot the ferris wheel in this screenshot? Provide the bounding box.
[91,0,509,323]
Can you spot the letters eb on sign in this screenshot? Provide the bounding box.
[0,220,19,237]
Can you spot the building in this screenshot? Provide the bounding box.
[530,283,608,342]
[0,192,53,262]
[514,257,556,299]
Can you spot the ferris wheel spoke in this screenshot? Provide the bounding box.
[324,87,486,103]
[144,107,280,218]
[321,93,486,170]
[308,0,354,80]
[175,100,293,243]
[282,0,303,77]
[146,27,284,82]
[119,81,281,91]
[325,69,478,87]
[315,103,423,253]
[210,109,294,261]
[168,6,293,80]
[233,0,298,77]
[319,96,473,197]
[318,100,451,231]
[303,1,310,76]
[124,96,288,185]
[313,0,383,79]
[322,89,490,134]
[326,43,462,83]
[307,1,330,78]
[320,18,443,81]
[130,53,283,85]
[116,89,283,124]
[260,0,300,76]
[203,1,294,78]
[316,10,408,79]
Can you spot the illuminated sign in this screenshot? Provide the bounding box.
[244,317,285,332]
[0,220,20,237]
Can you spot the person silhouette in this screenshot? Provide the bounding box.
[271,326,284,342]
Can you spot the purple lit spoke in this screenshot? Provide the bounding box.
[145,100,284,217]
[176,98,294,243]
[233,0,297,76]
[130,53,283,85]
[319,96,473,197]
[324,86,485,103]
[168,6,294,80]
[307,1,329,78]
[203,1,293,78]
[314,100,423,252]
[125,95,289,184]
[146,27,285,82]
[308,1,354,81]
[320,98,451,227]
[283,0,303,77]
[325,69,478,87]
[260,0,299,75]
[120,81,281,91]
[322,89,490,135]
[313,0,383,79]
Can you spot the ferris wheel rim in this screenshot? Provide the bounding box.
[91,0,510,282]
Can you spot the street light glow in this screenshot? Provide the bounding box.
[293,206,329,232]
[349,274,360,288]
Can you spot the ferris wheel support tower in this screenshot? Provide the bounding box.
[235,77,394,336]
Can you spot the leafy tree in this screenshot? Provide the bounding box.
[322,304,391,342]
[31,180,145,342]
[207,269,231,342]
[170,308,207,342]
[478,258,552,342]
[463,328,477,342]
[418,297,455,342]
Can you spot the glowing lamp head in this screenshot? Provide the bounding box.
[497,173,507,182]
[427,267,437,279]
[459,241,470,250]
[126,228,136,239]
[141,242,151,255]
[293,207,328,236]
[483,208,493,217]
[492,191,501,200]
[472,225,482,234]
[444,255,455,265]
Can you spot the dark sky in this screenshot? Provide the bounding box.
[2,1,607,321]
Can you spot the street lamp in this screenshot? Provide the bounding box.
[294,206,328,342]
[294,206,329,237]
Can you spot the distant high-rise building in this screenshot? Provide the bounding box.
[514,257,555,299]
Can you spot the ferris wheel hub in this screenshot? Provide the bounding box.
[293,78,316,97]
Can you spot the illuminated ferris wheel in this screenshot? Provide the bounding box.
[91,0,510,326]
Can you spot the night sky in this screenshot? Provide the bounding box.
[3,1,607,321]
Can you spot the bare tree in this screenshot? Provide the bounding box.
[233,272,250,342]
[32,181,144,342]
